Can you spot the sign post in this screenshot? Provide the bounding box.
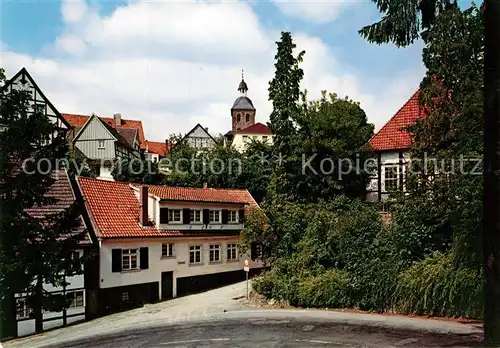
[244,259,250,299]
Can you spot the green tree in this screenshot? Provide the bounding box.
[267,31,305,201]
[112,157,165,184]
[295,92,374,201]
[361,0,500,342]
[0,68,85,337]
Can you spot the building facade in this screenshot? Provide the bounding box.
[78,177,264,316]
[366,90,423,204]
[69,114,142,180]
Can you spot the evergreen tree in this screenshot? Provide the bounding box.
[267,32,305,201]
[0,68,84,337]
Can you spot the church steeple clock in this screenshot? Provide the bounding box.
[231,70,256,132]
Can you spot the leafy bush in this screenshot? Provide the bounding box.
[393,252,483,318]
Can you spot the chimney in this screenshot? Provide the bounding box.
[114,113,122,127]
[139,186,148,226]
[203,183,208,189]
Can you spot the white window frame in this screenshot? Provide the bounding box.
[68,290,85,308]
[162,243,174,258]
[190,209,202,223]
[209,210,221,223]
[16,298,32,320]
[122,249,139,270]
[384,165,400,192]
[228,210,239,224]
[227,243,238,261]
[168,209,182,223]
[189,245,202,265]
[209,244,221,263]
[98,140,105,149]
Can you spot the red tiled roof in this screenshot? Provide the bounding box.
[145,140,169,157]
[78,178,258,239]
[369,90,424,151]
[26,170,89,244]
[237,122,271,135]
[143,184,257,205]
[63,114,146,147]
[78,177,166,238]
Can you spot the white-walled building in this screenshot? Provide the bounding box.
[77,177,264,316]
[366,90,423,203]
[224,122,273,152]
[143,140,169,163]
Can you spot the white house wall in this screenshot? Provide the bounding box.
[5,70,67,131]
[231,134,273,152]
[366,151,410,203]
[15,249,86,337]
[100,238,260,298]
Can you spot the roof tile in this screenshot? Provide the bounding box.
[78,177,258,239]
[369,90,424,151]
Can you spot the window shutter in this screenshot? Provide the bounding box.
[140,247,149,269]
[160,208,169,224]
[203,209,209,225]
[183,208,190,224]
[221,209,228,224]
[112,249,122,272]
[250,242,257,261]
[239,209,245,223]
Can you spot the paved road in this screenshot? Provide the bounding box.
[5,281,482,348]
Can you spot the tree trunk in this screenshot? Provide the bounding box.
[34,276,43,334]
[483,0,500,344]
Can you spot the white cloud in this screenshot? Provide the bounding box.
[273,0,351,24]
[61,0,88,24]
[1,0,422,142]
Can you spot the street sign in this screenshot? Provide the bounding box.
[244,259,250,299]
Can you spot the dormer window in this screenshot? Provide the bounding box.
[190,209,202,223]
[209,210,221,223]
[228,211,238,223]
[168,209,182,223]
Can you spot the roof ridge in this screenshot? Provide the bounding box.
[368,88,420,144]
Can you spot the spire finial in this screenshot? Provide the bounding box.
[242,69,244,80]
[237,70,248,96]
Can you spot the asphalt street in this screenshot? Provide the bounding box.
[37,317,481,348]
[4,281,483,348]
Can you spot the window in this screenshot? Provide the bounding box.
[69,291,84,308]
[384,165,400,192]
[189,245,202,264]
[245,114,250,122]
[98,140,105,149]
[252,136,257,140]
[262,136,268,141]
[228,211,239,223]
[209,210,221,223]
[236,113,241,122]
[190,209,202,223]
[16,298,32,320]
[162,243,174,257]
[168,209,182,223]
[209,245,221,263]
[251,242,263,260]
[227,244,238,261]
[242,135,249,142]
[122,249,138,270]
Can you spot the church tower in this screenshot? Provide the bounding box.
[231,70,256,132]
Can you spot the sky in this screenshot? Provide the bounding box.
[1,0,427,142]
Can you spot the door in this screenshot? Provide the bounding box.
[161,271,173,300]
